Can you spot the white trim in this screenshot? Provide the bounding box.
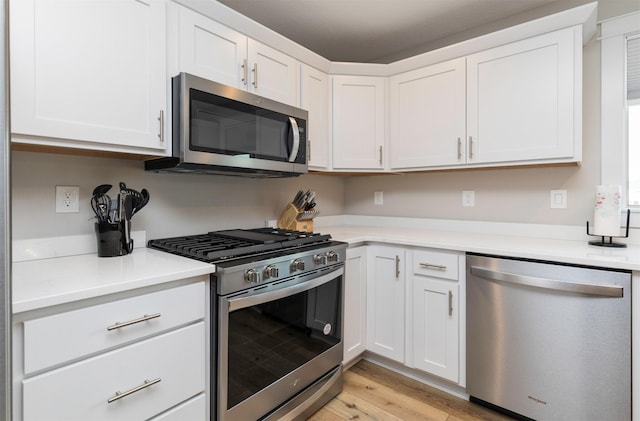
[600,12,640,228]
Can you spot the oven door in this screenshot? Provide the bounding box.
[217,267,343,421]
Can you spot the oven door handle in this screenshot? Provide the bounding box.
[227,267,343,312]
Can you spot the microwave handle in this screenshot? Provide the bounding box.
[288,117,300,162]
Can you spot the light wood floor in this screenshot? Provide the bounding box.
[308,360,514,421]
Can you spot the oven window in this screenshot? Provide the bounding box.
[226,277,341,409]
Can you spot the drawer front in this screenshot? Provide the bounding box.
[149,393,207,421]
[24,282,205,374]
[412,250,459,280]
[23,322,205,421]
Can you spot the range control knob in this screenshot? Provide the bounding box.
[290,258,305,272]
[313,253,327,265]
[263,264,279,280]
[327,251,339,263]
[245,268,260,284]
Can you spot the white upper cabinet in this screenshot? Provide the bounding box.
[174,5,299,106]
[466,26,581,165]
[390,58,466,169]
[10,0,168,154]
[332,76,386,170]
[248,39,299,106]
[301,65,330,170]
[389,25,581,171]
[176,5,247,87]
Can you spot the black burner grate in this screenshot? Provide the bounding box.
[147,228,332,262]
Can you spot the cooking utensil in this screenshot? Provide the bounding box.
[122,194,134,253]
[133,188,149,215]
[92,184,112,198]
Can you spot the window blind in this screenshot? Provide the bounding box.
[628,35,640,101]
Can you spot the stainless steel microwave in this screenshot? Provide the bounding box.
[145,73,308,177]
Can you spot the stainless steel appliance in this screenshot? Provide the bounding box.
[148,228,346,420]
[467,254,631,420]
[145,73,308,178]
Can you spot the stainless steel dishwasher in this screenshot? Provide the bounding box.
[466,254,631,421]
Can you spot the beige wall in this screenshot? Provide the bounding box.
[11,151,345,240]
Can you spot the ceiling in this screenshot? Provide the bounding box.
[217,0,591,63]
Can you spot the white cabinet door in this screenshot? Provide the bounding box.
[343,247,367,365]
[366,245,404,362]
[248,39,299,106]
[301,64,330,169]
[11,0,167,153]
[176,5,248,88]
[390,58,466,169]
[332,76,385,170]
[412,277,459,383]
[466,26,580,164]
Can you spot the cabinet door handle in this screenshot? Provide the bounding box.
[379,146,383,166]
[107,313,161,331]
[448,291,453,316]
[468,136,473,159]
[395,255,400,278]
[107,378,161,404]
[457,137,461,160]
[241,59,248,86]
[252,62,258,88]
[308,140,311,162]
[158,110,164,142]
[420,262,447,271]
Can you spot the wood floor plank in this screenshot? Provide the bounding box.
[307,360,514,421]
[342,370,449,421]
[309,390,405,421]
[348,360,513,421]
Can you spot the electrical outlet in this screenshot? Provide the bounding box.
[374,191,384,205]
[55,186,80,213]
[462,190,475,207]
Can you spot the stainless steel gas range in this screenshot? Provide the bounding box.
[148,228,347,421]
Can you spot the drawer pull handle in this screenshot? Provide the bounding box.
[107,378,161,404]
[107,313,161,331]
[420,263,447,271]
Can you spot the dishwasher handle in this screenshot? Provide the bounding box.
[470,266,624,298]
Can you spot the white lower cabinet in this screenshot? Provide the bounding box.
[15,280,208,421]
[352,244,465,387]
[343,247,367,364]
[23,323,205,421]
[366,245,405,363]
[409,249,464,385]
[149,393,207,421]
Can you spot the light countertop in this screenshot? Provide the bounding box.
[322,225,640,272]
[13,219,640,314]
[12,248,215,314]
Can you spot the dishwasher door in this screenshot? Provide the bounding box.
[466,254,631,421]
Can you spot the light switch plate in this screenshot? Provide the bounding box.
[462,190,475,207]
[550,190,567,209]
[374,191,383,205]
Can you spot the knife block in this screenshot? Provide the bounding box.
[277,203,314,232]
